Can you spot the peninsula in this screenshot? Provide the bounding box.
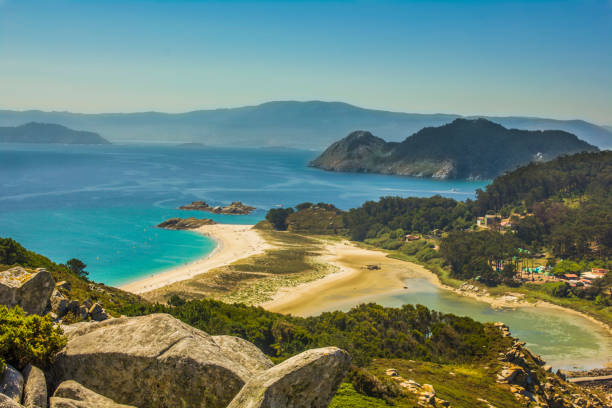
[0,122,110,144]
[310,118,597,179]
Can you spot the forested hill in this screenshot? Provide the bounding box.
[271,150,612,261]
[310,118,597,180]
[0,122,110,144]
[474,150,612,212]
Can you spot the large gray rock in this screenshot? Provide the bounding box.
[22,365,46,408]
[51,314,273,408]
[0,364,23,403]
[227,347,351,408]
[50,381,135,408]
[0,267,55,315]
[212,335,274,374]
[0,394,23,408]
[87,303,107,322]
[50,290,68,318]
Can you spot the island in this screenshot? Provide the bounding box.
[0,122,110,144]
[179,200,256,215]
[156,217,216,230]
[309,118,597,179]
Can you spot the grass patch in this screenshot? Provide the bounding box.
[142,229,339,305]
[329,383,396,408]
[367,359,521,408]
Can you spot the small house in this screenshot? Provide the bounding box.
[591,268,609,275]
[562,273,579,280]
[582,271,605,280]
[405,234,420,242]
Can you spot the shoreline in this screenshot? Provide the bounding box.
[119,224,268,294]
[436,279,612,336]
[261,240,612,336]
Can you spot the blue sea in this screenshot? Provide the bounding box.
[0,144,487,286]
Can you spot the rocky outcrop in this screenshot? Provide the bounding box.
[226,347,351,408]
[0,267,54,315]
[156,217,216,230]
[0,365,23,404]
[384,369,450,407]
[211,335,274,374]
[21,365,46,408]
[494,324,608,407]
[50,381,135,408]
[49,288,108,323]
[49,290,68,318]
[51,314,274,408]
[179,201,255,215]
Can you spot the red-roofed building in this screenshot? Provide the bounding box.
[563,273,579,280]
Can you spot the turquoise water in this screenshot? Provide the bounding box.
[0,144,486,286]
[318,278,612,370]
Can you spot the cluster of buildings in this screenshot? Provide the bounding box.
[560,268,608,287]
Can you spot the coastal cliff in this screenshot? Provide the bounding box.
[310,119,597,179]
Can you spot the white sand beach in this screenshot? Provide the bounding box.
[120,224,269,294]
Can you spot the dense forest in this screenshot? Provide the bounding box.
[473,150,612,212]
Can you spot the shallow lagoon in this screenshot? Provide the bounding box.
[319,278,612,370]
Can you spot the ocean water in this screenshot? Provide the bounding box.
[0,143,487,286]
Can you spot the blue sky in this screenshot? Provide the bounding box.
[1,0,611,124]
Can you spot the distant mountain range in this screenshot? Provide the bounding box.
[1,101,611,149]
[310,119,598,180]
[0,122,110,144]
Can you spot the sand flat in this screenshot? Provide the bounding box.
[261,241,435,316]
[120,224,269,294]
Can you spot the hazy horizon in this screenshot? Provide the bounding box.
[1,0,611,124]
[2,99,611,128]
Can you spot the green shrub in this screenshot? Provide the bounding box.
[348,366,399,402]
[0,306,66,370]
[541,281,571,298]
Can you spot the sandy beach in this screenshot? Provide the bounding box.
[120,224,269,294]
[261,241,435,316]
